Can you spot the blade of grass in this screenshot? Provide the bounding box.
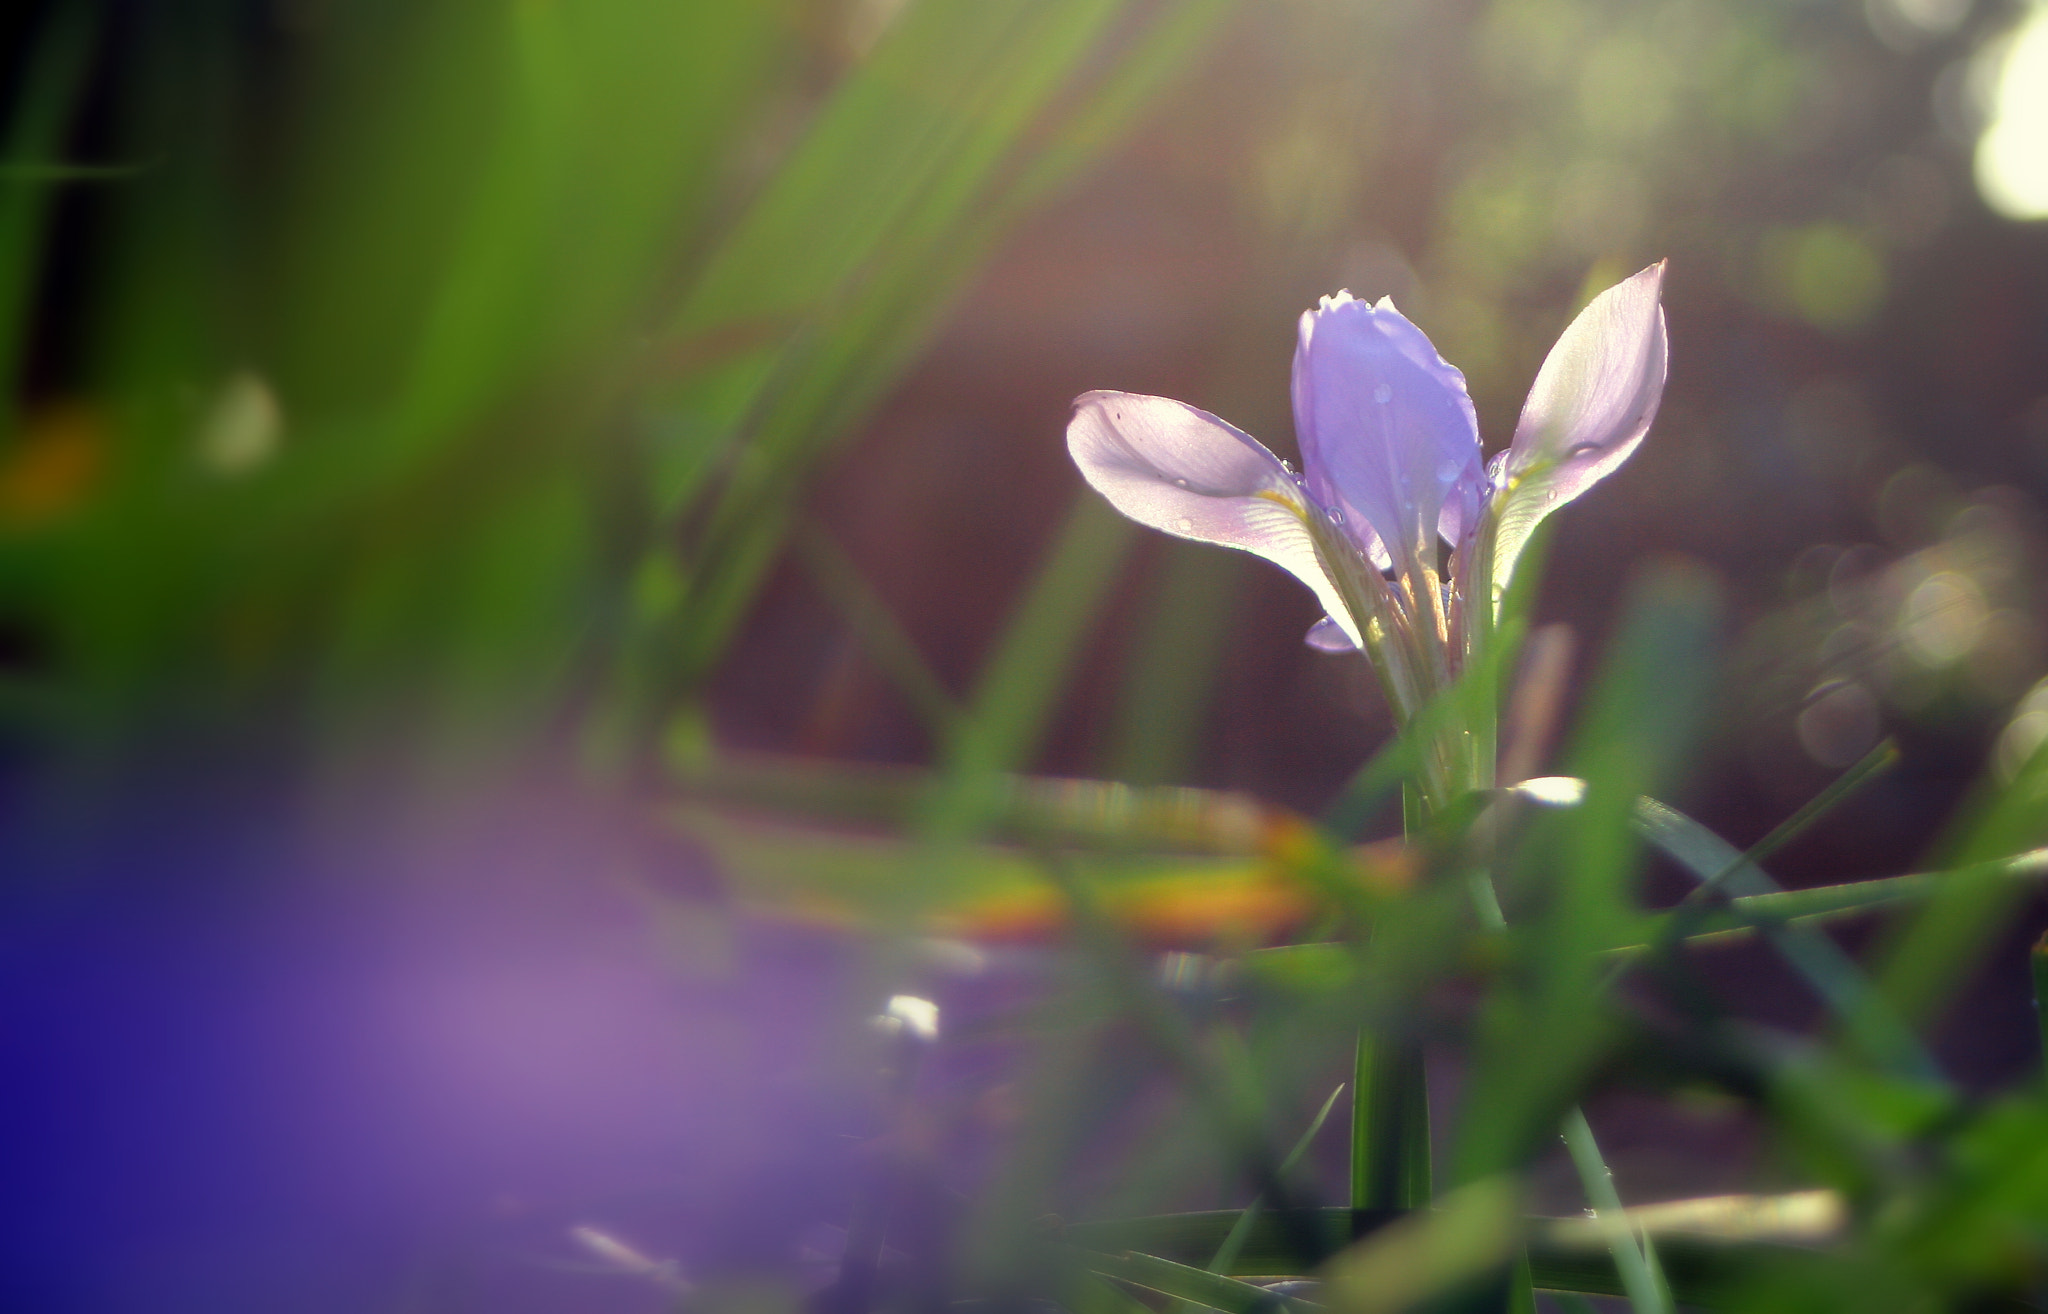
[1350,1031,1431,1213]
[1450,564,1720,1187]
[1588,848,2048,954]
[1320,1178,1524,1314]
[1065,1196,1836,1298]
[1036,851,1336,1269]
[638,0,1200,698]
[1736,739,1900,870]
[793,525,962,746]
[1080,1249,1308,1314]
[1876,734,2048,1032]
[1561,1107,1671,1314]
[0,3,98,436]
[1109,544,1243,784]
[924,494,1135,840]
[1207,1083,1346,1278]
[1631,796,1940,1082]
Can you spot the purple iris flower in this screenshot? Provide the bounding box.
[1067,263,1667,720]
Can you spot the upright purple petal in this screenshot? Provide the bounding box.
[1292,294,1486,570]
[1066,391,1363,648]
[1502,262,1668,504]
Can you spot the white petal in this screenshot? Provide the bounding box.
[1504,261,1668,496]
[1492,263,1668,598]
[1067,391,1362,648]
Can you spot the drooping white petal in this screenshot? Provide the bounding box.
[1492,263,1668,598]
[1292,295,1487,572]
[1067,391,1363,648]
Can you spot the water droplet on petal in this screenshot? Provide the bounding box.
[1175,516,1194,532]
[1436,458,1462,482]
[1372,383,1393,404]
[1173,477,1189,488]
[1325,507,1344,525]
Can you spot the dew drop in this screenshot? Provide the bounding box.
[1372,383,1393,404]
[1436,458,1462,482]
[1173,477,1189,488]
[1175,516,1194,532]
[1325,507,1344,525]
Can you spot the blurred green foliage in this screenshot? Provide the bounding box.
[0,0,1231,801]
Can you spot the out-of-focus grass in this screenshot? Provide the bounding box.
[0,0,1236,806]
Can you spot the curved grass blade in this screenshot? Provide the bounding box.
[1561,1107,1671,1314]
[1631,796,1940,1082]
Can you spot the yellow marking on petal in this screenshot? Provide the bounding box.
[1253,488,1309,516]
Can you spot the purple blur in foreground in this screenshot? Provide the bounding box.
[1066,265,1667,720]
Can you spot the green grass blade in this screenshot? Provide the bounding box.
[794,526,962,746]
[1631,796,1940,1082]
[1078,1249,1308,1314]
[1206,1083,1346,1279]
[1451,563,1720,1186]
[1109,545,1243,784]
[1561,1107,1671,1314]
[626,0,1234,726]
[1351,1031,1430,1211]
[1738,738,1900,870]
[923,495,1134,840]
[1877,734,2048,1032]
[0,3,98,434]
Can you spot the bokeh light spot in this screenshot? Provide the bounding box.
[1974,3,2048,220]
[1900,570,1989,666]
[1997,678,2048,779]
[196,372,283,476]
[1769,223,1887,331]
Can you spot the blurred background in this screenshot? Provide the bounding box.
[2,0,2046,1309]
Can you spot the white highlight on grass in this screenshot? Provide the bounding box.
[880,993,939,1042]
[1975,3,2048,220]
[1512,775,1588,808]
[569,1223,691,1292]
